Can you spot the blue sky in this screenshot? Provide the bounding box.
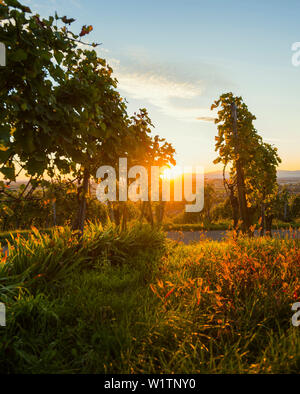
[27,0,300,171]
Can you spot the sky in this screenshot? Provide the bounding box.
[26,0,300,172]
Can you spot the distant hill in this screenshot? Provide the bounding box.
[277,170,300,179]
[205,171,228,180]
[205,170,300,180]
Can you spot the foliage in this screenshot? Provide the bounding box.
[0,0,175,232]
[0,0,96,178]
[0,232,299,373]
[212,92,281,233]
[0,223,165,295]
[0,179,110,231]
[291,195,300,218]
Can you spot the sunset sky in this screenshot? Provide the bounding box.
[27,0,300,172]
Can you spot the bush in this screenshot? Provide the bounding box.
[0,223,165,296]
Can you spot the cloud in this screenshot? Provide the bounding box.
[101,47,233,123]
[116,71,205,120]
[196,116,216,122]
[264,138,295,143]
[105,55,215,122]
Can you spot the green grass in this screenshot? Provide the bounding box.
[0,228,53,246]
[273,219,300,229]
[0,225,299,373]
[1,218,299,245]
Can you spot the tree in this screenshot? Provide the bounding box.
[212,197,233,222]
[0,1,99,181]
[0,0,176,233]
[291,195,300,219]
[123,110,175,227]
[212,93,257,232]
[52,49,131,233]
[0,0,102,232]
[244,142,281,235]
[0,1,128,233]
[212,92,281,234]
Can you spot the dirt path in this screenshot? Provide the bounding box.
[167,229,300,244]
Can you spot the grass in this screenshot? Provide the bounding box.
[0,228,53,246]
[0,225,299,373]
[273,219,300,229]
[1,217,299,245]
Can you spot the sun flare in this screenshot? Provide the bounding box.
[160,166,183,180]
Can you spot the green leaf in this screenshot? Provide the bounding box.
[0,149,11,164]
[54,50,64,65]
[10,49,28,62]
[21,102,28,111]
[0,166,15,180]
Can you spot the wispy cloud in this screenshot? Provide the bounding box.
[115,71,207,121]
[196,116,216,122]
[105,51,224,123]
[265,138,295,143]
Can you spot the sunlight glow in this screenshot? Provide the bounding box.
[160,166,183,180]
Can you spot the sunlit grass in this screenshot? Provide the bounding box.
[0,226,299,373]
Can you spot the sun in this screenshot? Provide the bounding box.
[160,166,183,180]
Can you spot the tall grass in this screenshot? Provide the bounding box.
[0,223,165,293]
[0,223,165,373]
[0,227,299,373]
[143,236,300,373]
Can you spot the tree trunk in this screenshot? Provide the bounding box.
[284,202,288,221]
[231,102,250,234]
[228,186,239,228]
[260,203,265,236]
[266,215,273,237]
[52,201,57,227]
[107,201,115,223]
[147,200,154,228]
[114,204,121,226]
[73,168,90,235]
[140,201,146,222]
[157,201,166,226]
[121,202,127,231]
